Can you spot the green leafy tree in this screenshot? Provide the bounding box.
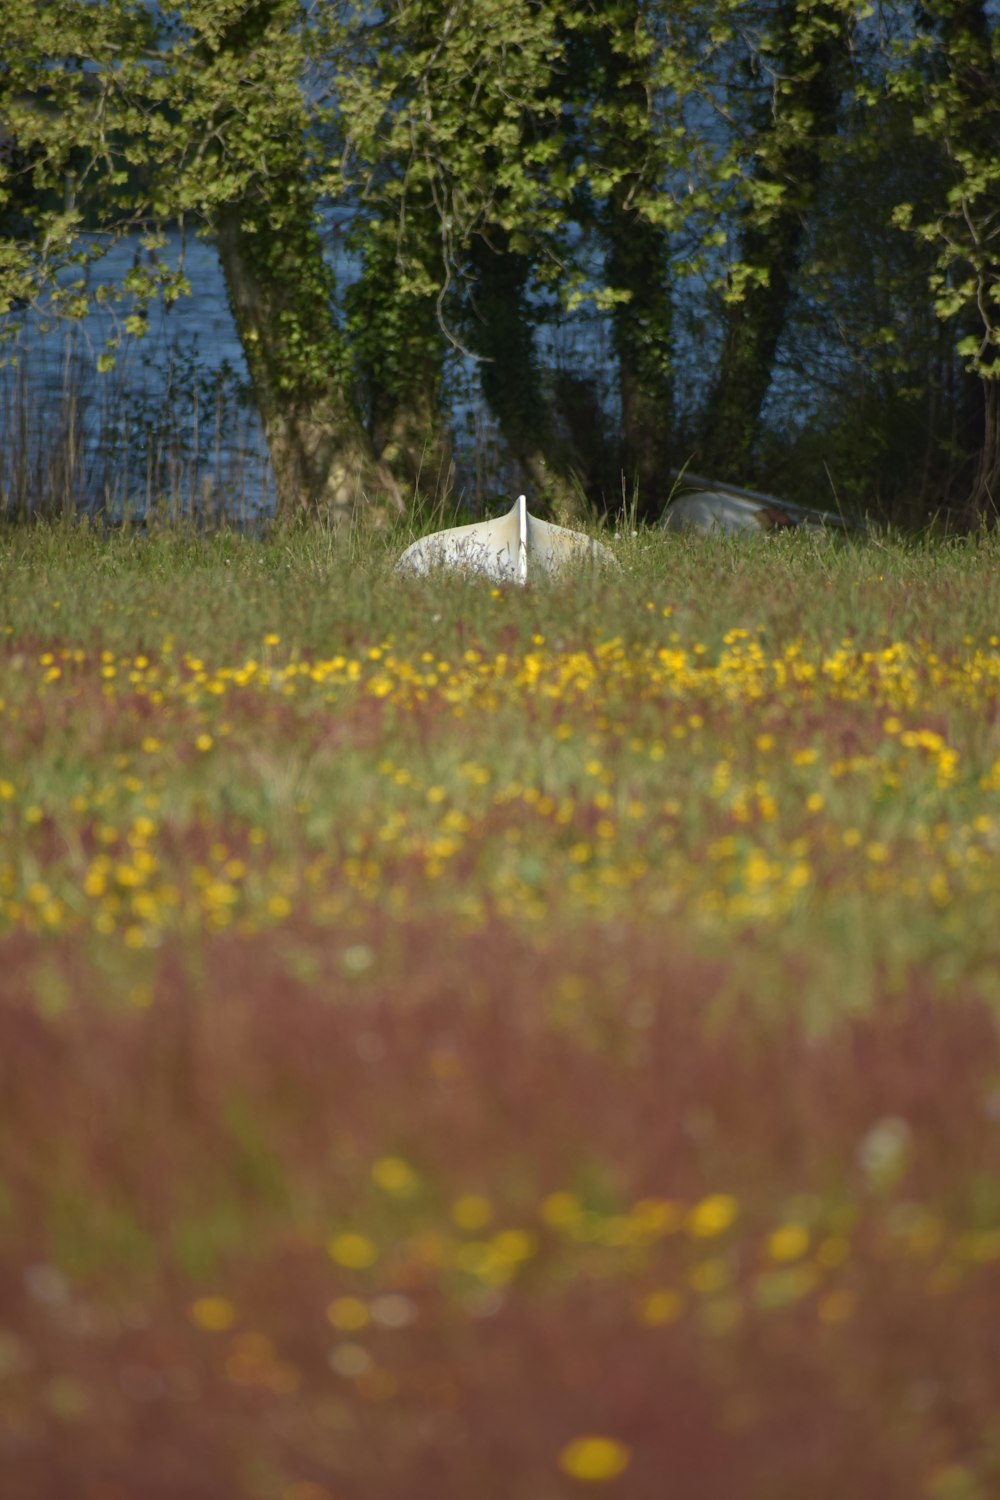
[9,0,997,528]
[332,0,590,518]
[569,0,676,518]
[697,0,850,482]
[885,0,1000,521]
[0,0,181,332]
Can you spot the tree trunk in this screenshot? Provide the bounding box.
[597,3,673,522]
[190,0,399,524]
[468,234,587,522]
[931,0,1000,525]
[966,378,1000,524]
[216,196,400,525]
[379,390,454,506]
[701,2,842,480]
[604,187,672,521]
[346,225,452,504]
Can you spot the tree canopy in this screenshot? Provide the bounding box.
[2,0,998,525]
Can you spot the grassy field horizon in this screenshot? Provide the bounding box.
[4,520,1000,1499]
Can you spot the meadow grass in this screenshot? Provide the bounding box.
[4,519,1000,1500]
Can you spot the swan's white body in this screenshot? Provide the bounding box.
[397,495,615,584]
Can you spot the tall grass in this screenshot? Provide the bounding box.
[0,331,272,524]
[0,327,576,528]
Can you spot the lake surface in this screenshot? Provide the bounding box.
[3,229,277,521]
[2,222,629,523]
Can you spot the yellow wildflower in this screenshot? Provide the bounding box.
[559,1436,631,1483]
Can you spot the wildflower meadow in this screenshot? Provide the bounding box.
[4,521,1000,1500]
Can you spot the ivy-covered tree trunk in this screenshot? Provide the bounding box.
[932,0,1000,525]
[468,234,586,522]
[346,223,452,503]
[701,1,843,480]
[597,4,674,520]
[605,195,673,520]
[968,378,1000,523]
[216,190,397,523]
[188,0,397,524]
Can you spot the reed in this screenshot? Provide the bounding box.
[0,327,272,524]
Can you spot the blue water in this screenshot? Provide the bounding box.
[2,222,632,521]
[3,228,276,520]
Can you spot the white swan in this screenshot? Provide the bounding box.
[397,495,616,584]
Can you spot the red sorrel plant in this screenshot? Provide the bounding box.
[2,918,1000,1500]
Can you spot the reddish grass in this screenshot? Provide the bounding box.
[3,918,1000,1499]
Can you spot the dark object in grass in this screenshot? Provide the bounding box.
[661,472,860,535]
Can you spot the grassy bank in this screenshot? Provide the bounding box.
[3,521,1000,1499]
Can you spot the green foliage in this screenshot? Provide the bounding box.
[1,0,998,520]
[0,0,184,327]
[883,0,1000,379]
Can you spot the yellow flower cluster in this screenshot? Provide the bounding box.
[316,1163,1000,1305]
[2,627,998,947]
